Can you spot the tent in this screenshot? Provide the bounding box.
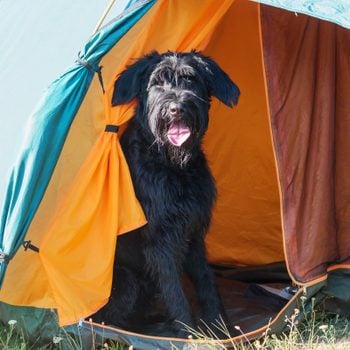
[1,0,350,348]
[0,0,129,207]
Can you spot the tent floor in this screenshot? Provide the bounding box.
[216,276,291,334]
[87,263,293,338]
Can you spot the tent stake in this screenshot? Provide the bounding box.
[93,0,116,34]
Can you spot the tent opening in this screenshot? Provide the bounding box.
[85,0,288,337]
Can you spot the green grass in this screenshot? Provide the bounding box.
[173,303,350,350]
[1,303,349,349]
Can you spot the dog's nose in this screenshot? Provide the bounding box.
[169,102,183,116]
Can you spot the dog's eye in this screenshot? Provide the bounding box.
[182,75,193,83]
[153,78,165,87]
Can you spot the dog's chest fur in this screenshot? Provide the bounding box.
[120,120,216,256]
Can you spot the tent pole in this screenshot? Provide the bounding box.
[93,0,116,34]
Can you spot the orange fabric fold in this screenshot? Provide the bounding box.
[40,132,146,325]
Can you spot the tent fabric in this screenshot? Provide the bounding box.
[0,0,349,346]
[261,5,350,282]
[1,0,249,326]
[41,0,239,325]
[200,0,283,266]
[0,0,155,287]
[0,0,155,321]
[253,0,350,29]
[0,0,154,286]
[43,0,240,326]
[107,0,284,268]
[0,301,59,348]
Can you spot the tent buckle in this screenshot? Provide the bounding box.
[0,252,8,263]
[23,240,40,253]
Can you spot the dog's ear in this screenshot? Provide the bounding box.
[112,51,162,106]
[196,54,240,108]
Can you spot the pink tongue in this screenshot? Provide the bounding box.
[167,121,191,146]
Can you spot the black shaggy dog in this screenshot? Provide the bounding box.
[95,51,240,338]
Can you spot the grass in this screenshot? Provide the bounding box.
[173,301,350,350]
[0,301,349,349]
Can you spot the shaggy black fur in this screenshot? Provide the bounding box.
[94,51,240,338]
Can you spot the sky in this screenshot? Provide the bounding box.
[0,0,128,206]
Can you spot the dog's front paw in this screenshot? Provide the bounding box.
[171,319,197,339]
[174,329,193,339]
[197,318,235,340]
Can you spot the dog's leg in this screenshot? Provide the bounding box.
[185,238,231,338]
[144,243,196,337]
[92,267,140,329]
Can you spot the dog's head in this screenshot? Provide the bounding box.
[112,51,240,166]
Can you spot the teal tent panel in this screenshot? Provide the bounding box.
[252,0,350,29]
[0,0,156,287]
[0,301,60,347]
[126,0,137,9]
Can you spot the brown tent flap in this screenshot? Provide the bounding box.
[261,4,350,283]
